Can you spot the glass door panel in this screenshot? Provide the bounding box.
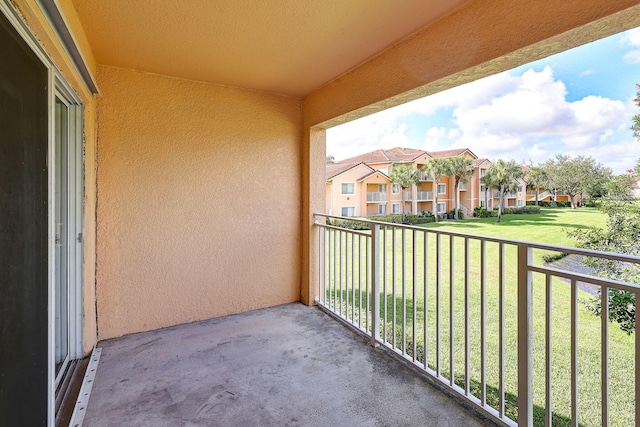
[54,97,69,378]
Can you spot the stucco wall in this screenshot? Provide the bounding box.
[95,66,302,339]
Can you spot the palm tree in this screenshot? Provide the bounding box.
[421,157,451,222]
[483,159,522,223]
[389,163,419,223]
[448,156,474,220]
[523,165,546,206]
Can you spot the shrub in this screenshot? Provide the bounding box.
[535,200,571,208]
[473,207,495,218]
[448,209,464,220]
[501,206,540,215]
[332,213,436,229]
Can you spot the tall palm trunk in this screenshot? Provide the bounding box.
[497,185,505,223]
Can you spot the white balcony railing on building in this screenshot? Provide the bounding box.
[314,214,640,427]
[418,171,434,181]
[416,191,433,201]
[494,191,517,198]
[403,191,413,200]
[367,192,388,202]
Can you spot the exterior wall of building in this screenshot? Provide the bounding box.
[95,65,302,339]
[12,0,99,353]
[326,164,375,216]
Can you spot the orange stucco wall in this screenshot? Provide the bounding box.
[95,66,302,339]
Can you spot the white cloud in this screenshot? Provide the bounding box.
[622,28,640,63]
[579,69,595,77]
[327,65,635,173]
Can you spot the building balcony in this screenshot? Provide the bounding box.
[416,191,434,201]
[418,171,434,181]
[314,214,640,427]
[367,191,388,202]
[81,303,484,426]
[494,191,517,198]
[403,191,413,200]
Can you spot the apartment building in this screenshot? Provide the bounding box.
[326,147,491,217]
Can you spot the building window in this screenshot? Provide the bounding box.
[341,183,355,195]
[378,204,386,214]
[480,201,485,207]
[392,184,400,194]
[480,185,486,193]
[437,202,446,213]
[392,203,399,214]
[378,184,387,193]
[518,185,523,192]
[341,206,355,217]
[480,169,486,177]
[518,199,524,207]
[437,184,446,194]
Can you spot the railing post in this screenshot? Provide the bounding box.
[370,223,380,346]
[517,244,533,427]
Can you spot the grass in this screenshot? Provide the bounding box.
[322,208,635,427]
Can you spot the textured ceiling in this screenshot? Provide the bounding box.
[71,0,469,97]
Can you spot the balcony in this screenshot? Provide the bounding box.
[417,191,434,201]
[419,171,434,181]
[403,191,413,200]
[367,191,388,202]
[315,214,640,427]
[81,303,485,426]
[494,192,517,198]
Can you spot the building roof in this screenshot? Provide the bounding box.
[474,158,491,167]
[357,169,390,182]
[326,162,376,181]
[336,147,427,164]
[427,148,477,159]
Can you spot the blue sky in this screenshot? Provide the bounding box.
[327,27,640,174]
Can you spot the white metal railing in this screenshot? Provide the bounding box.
[419,171,434,181]
[314,214,640,427]
[417,191,433,201]
[494,191,517,198]
[403,191,413,200]
[367,191,388,202]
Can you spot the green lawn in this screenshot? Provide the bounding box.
[323,208,635,427]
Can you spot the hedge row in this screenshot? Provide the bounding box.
[474,206,541,217]
[526,200,572,208]
[332,213,435,230]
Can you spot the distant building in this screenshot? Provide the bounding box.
[326,147,509,217]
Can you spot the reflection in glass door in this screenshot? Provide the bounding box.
[54,97,69,379]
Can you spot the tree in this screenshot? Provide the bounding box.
[545,154,611,209]
[326,154,335,164]
[523,165,547,206]
[448,156,474,220]
[631,84,640,140]
[421,158,451,222]
[389,163,419,223]
[482,159,521,223]
[568,167,640,333]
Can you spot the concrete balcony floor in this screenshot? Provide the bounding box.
[84,303,490,426]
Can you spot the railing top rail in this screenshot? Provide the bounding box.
[530,264,640,293]
[313,212,640,265]
[315,222,371,236]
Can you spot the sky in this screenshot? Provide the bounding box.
[326,27,640,174]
